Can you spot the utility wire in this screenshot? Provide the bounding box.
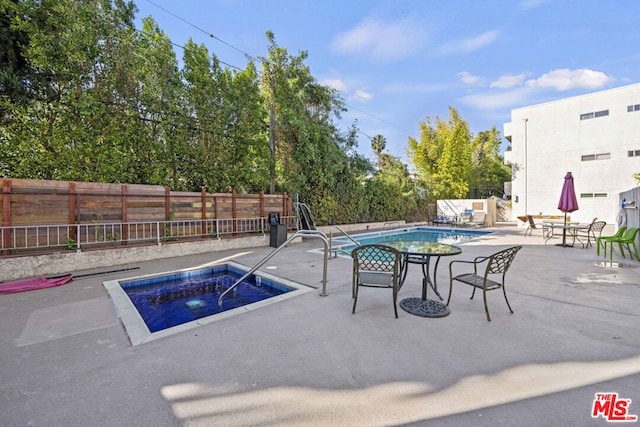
[347,103,415,136]
[144,0,261,63]
[141,0,415,139]
[134,27,245,72]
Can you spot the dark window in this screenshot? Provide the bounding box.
[594,110,609,117]
[582,153,610,161]
[580,112,594,120]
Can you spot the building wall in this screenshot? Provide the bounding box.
[503,83,640,225]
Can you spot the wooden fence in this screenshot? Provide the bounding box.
[1,178,292,254]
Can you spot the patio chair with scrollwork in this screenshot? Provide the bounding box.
[574,220,606,248]
[447,246,522,321]
[351,244,403,318]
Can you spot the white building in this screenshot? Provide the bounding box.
[503,83,640,224]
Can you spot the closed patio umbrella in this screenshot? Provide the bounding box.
[557,171,579,247]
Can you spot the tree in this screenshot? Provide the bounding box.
[468,126,511,198]
[408,107,472,200]
[371,134,386,167]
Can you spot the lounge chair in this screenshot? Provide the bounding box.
[432,215,453,226]
[596,226,626,257]
[524,215,545,237]
[452,212,472,227]
[447,246,522,321]
[605,227,640,261]
[351,244,403,318]
[469,211,486,227]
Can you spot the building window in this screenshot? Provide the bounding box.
[581,153,610,161]
[628,150,640,157]
[580,109,609,120]
[627,104,640,112]
[580,192,608,198]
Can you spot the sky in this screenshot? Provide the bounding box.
[133,0,640,165]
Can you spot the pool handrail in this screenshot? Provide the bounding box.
[217,229,330,307]
[328,225,360,259]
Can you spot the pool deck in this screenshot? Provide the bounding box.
[1,223,639,426]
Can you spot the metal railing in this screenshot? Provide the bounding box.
[218,229,330,307]
[0,216,297,255]
[328,225,361,258]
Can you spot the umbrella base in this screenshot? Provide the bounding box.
[555,243,574,248]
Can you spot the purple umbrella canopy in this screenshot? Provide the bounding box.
[557,172,579,246]
[558,172,579,214]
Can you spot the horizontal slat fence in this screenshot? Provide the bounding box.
[1,178,292,255]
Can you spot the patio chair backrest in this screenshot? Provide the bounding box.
[352,244,400,274]
[590,221,607,235]
[486,246,522,275]
[619,226,639,241]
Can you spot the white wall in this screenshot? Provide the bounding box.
[504,83,640,225]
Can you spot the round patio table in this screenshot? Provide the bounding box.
[382,241,462,318]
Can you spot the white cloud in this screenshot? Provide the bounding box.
[350,89,373,103]
[458,71,485,86]
[321,79,348,92]
[490,73,528,89]
[525,68,613,91]
[331,17,426,62]
[435,30,500,56]
[459,87,535,110]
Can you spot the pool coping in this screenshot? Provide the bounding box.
[103,260,313,346]
[324,225,493,257]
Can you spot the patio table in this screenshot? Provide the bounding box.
[382,241,462,318]
[542,223,591,247]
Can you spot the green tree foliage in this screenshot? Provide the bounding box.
[468,126,511,198]
[408,107,473,200]
[0,1,508,226]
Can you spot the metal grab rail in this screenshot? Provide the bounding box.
[441,199,463,222]
[328,225,360,258]
[217,229,330,307]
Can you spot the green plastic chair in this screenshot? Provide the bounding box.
[606,227,640,261]
[596,226,626,257]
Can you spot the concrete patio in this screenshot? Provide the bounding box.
[1,223,639,426]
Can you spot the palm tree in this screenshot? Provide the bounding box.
[371,134,387,156]
[371,134,387,168]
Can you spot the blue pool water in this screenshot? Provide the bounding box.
[120,264,294,333]
[103,262,311,345]
[332,226,491,255]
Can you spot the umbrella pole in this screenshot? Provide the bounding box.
[562,212,567,247]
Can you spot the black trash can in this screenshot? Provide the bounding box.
[268,212,287,248]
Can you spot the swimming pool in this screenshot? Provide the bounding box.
[330,226,491,256]
[103,261,312,345]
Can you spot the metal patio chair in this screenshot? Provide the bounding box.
[447,246,522,321]
[352,244,403,318]
[574,220,606,248]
